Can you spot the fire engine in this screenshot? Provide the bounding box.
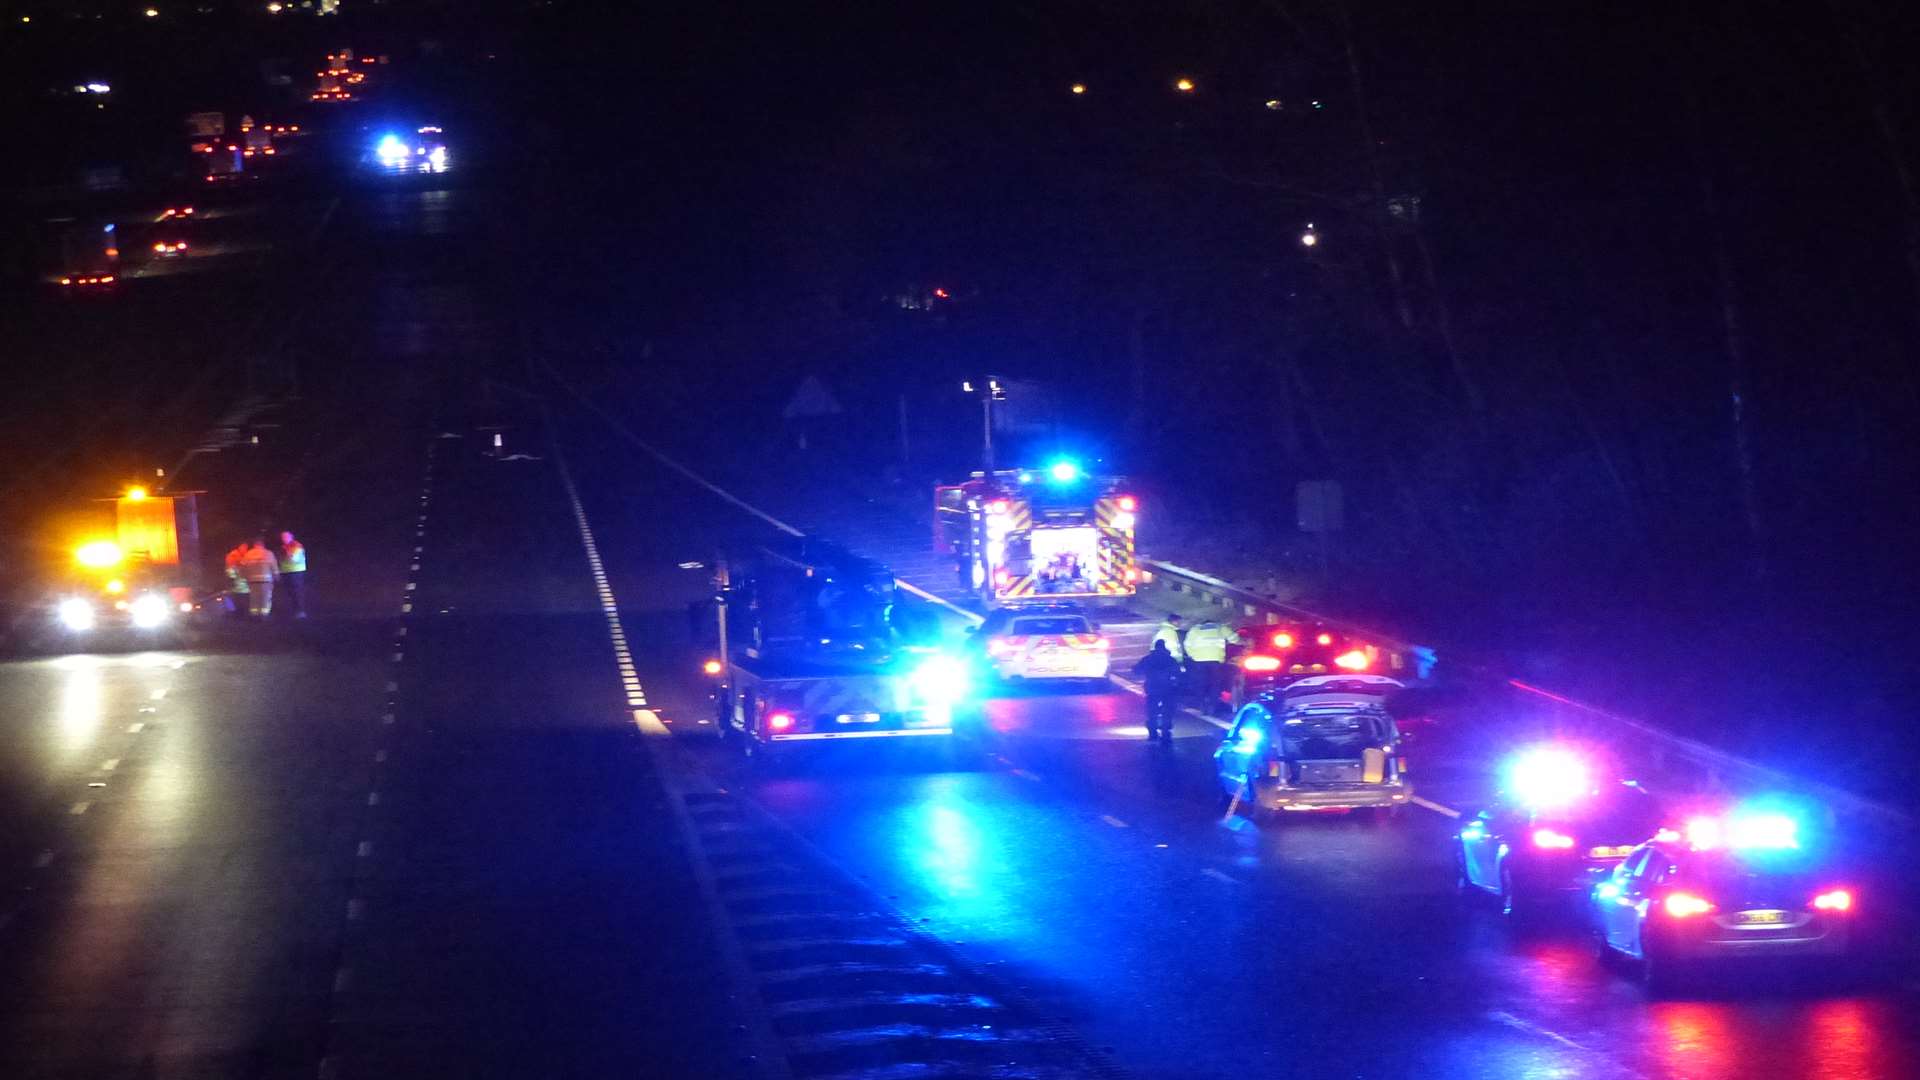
[934,461,1138,608]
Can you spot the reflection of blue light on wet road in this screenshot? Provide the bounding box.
[918,804,980,897]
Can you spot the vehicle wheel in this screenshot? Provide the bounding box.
[1454,848,1474,895]
[1594,927,1617,964]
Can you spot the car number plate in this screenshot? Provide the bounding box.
[1734,909,1789,925]
[836,712,881,724]
[1587,845,1633,859]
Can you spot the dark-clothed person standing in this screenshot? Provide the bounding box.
[1131,640,1182,742]
[280,530,309,618]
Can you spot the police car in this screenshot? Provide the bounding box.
[1591,807,1858,990]
[1455,746,1664,916]
[971,606,1110,686]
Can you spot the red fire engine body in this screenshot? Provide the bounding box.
[935,469,1139,608]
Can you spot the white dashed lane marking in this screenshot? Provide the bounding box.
[1201,868,1240,885]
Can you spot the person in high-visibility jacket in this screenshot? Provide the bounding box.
[1183,619,1235,713]
[223,542,252,614]
[240,536,280,617]
[279,530,309,619]
[1150,614,1186,663]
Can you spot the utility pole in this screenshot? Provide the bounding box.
[962,377,1007,473]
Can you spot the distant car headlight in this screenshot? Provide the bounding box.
[58,598,96,632]
[130,594,170,629]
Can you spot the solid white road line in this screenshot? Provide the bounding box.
[1412,796,1461,818]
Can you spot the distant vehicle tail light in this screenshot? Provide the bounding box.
[1333,650,1370,671]
[1241,655,1282,672]
[177,601,194,613]
[1662,892,1714,918]
[767,712,795,731]
[1811,888,1853,912]
[1271,632,1294,649]
[1316,632,1334,646]
[1531,828,1576,850]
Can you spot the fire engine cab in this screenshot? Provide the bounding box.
[934,461,1139,608]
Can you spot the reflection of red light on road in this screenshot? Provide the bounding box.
[1808,999,1882,1078]
[1651,1003,1736,1079]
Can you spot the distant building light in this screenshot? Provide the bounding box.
[1265,99,1281,110]
[1069,82,1086,95]
[1174,77,1196,93]
[144,7,159,16]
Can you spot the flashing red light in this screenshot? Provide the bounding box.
[992,568,1011,588]
[1241,655,1282,673]
[986,638,1019,659]
[1271,632,1294,649]
[1663,892,1714,918]
[767,712,795,731]
[1316,632,1334,646]
[1124,567,1139,583]
[1811,888,1853,912]
[933,287,949,299]
[1531,828,1576,850]
[1117,495,1137,512]
[1333,649,1370,671]
[986,499,1010,515]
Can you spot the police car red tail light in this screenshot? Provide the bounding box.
[767,712,795,731]
[1662,892,1714,919]
[1333,649,1370,671]
[1271,632,1294,649]
[986,637,1020,658]
[1241,654,1282,673]
[1811,888,1854,913]
[1531,828,1576,850]
[1116,495,1137,512]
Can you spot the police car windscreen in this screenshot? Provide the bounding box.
[1011,616,1091,636]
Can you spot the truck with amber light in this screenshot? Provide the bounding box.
[697,539,974,765]
[934,461,1138,609]
[32,487,207,648]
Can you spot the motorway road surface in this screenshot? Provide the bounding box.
[2,180,1916,1080]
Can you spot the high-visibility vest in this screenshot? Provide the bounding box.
[1151,623,1186,662]
[283,542,307,573]
[1185,623,1230,663]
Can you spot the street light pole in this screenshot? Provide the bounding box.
[964,376,1007,474]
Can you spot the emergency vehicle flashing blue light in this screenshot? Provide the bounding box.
[1047,460,1081,483]
[1236,726,1263,752]
[374,134,410,165]
[1504,746,1590,809]
[911,655,970,705]
[1727,811,1800,850]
